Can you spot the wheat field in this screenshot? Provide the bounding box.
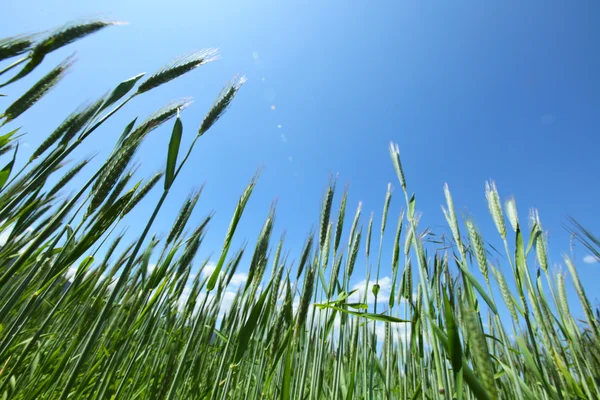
[0,19,598,400]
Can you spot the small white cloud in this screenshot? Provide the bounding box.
[349,276,392,305]
[220,290,238,314]
[583,255,599,264]
[1,225,34,249]
[261,77,265,82]
[65,266,78,282]
[277,124,282,129]
[108,277,118,292]
[200,262,247,287]
[280,133,287,143]
[0,232,10,247]
[201,262,217,277]
[184,289,241,318]
[0,224,15,246]
[229,272,248,287]
[177,285,193,310]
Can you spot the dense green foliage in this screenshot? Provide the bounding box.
[0,20,599,400]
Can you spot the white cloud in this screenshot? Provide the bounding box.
[108,277,118,292]
[184,289,240,318]
[229,272,248,287]
[178,284,192,309]
[0,224,15,246]
[0,225,34,252]
[65,266,78,282]
[219,290,238,315]
[178,262,249,316]
[583,255,599,264]
[0,231,10,247]
[201,262,217,278]
[200,262,246,287]
[349,276,392,305]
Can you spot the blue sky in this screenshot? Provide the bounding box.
[2,1,599,317]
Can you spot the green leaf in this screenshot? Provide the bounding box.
[139,239,154,286]
[0,127,20,150]
[525,223,540,257]
[100,73,145,114]
[34,255,94,296]
[444,293,463,386]
[373,352,386,381]
[128,277,169,334]
[515,226,526,289]
[431,322,491,400]
[282,346,292,400]
[207,326,229,343]
[265,326,293,387]
[456,258,498,315]
[148,243,181,290]
[389,259,399,309]
[409,382,422,400]
[315,289,358,309]
[318,266,328,296]
[345,364,356,400]
[324,308,338,336]
[117,117,138,146]
[165,116,182,190]
[63,185,136,266]
[497,361,538,400]
[0,143,17,190]
[208,176,257,291]
[516,337,543,382]
[462,362,492,400]
[314,304,410,323]
[29,351,40,380]
[550,347,585,398]
[346,303,368,310]
[408,193,416,220]
[234,279,272,363]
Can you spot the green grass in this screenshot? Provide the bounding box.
[0,19,599,400]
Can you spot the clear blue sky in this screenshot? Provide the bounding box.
[2,1,599,314]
